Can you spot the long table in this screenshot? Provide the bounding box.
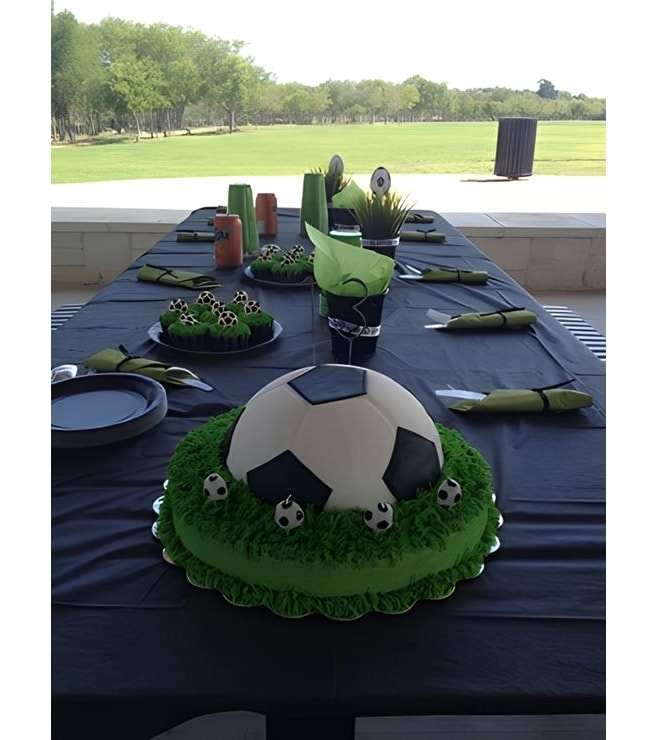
[51,207,605,740]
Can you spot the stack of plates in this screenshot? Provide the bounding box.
[51,373,167,448]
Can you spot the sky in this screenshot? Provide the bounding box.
[51,0,608,98]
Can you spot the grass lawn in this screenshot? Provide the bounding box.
[51,121,606,184]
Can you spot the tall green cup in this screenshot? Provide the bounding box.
[299,173,328,238]
[228,183,259,255]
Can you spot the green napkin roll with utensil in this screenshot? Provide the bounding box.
[137,264,221,289]
[426,307,536,330]
[400,230,446,243]
[418,267,489,284]
[448,388,594,413]
[84,347,212,390]
[447,308,536,329]
[176,230,214,242]
[405,213,434,224]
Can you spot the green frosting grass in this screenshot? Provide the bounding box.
[207,320,251,341]
[167,321,208,339]
[159,310,181,329]
[157,408,501,619]
[251,253,314,282]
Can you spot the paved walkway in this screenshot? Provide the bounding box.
[51,174,606,214]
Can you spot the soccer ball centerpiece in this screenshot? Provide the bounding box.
[225,364,444,514]
[155,364,502,620]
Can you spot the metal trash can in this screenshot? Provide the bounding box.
[494,117,537,179]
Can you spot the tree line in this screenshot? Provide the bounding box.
[51,10,606,143]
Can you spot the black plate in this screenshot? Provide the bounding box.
[52,373,167,448]
[147,320,283,356]
[244,265,315,287]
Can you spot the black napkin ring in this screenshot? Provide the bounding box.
[455,269,479,282]
[144,264,178,283]
[534,389,551,411]
[530,380,577,412]
[478,307,525,326]
[115,344,137,370]
[406,213,433,224]
[177,230,213,242]
[422,265,474,282]
[114,345,164,373]
[477,309,510,326]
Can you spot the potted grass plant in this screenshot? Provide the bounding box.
[345,167,414,257]
[313,154,359,230]
[313,154,351,201]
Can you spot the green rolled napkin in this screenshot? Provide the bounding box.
[448,388,594,413]
[419,267,489,284]
[426,307,537,330]
[400,230,446,243]
[137,264,221,289]
[176,230,214,242]
[84,347,211,390]
[448,308,536,329]
[405,213,434,224]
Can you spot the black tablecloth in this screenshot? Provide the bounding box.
[52,207,605,740]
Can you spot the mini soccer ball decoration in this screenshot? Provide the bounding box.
[203,473,228,500]
[274,495,305,532]
[231,290,249,305]
[169,298,187,312]
[197,291,217,305]
[216,310,239,326]
[437,478,462,507]
[363,501,394,531]
[179,313,199,325]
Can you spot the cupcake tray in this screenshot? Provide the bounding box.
[244,265,315,287]
[147,320,282,356]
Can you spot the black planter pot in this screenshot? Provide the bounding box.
[325,286,388,363]
[327,206,359,231]
[361,237,400,259]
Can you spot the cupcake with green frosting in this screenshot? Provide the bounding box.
[207,309,251,351]
[238,299,274,340]
[165,313,209,349]
[159,298,189,329]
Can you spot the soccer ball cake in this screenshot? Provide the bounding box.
[154,364,502,619]
[226,364,443,512]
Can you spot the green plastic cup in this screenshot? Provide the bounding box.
[228,183,259,255]
[299,173,328,238]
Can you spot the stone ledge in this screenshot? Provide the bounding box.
[442,212,605,291]
[51,208,605,291]
[443,211,605,236]
[51,206,192,229]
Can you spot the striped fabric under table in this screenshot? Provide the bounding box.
[51,303,83,331]
[542,305,606,362]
